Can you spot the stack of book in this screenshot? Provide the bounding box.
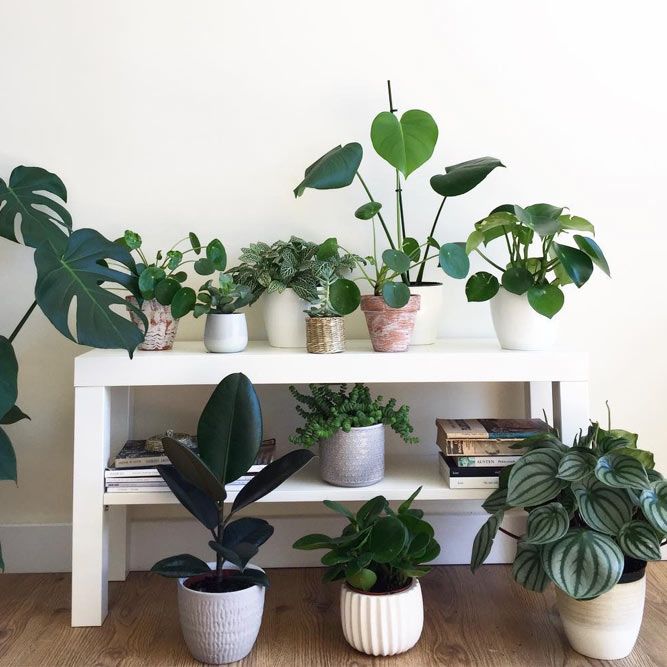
[435,418,548,489]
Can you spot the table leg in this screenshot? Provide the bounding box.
[526,381,554,424]
[553,381,590,445]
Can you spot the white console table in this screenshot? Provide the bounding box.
[71,339,589,626]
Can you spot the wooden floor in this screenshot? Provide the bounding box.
[0,564,666,666]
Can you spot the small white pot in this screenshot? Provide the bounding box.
[340,579,424,656]
[177,564,266,664]
[490,288,557,351]
[204,313,248,353]
[555,573,646,660]
[409,283,443,345]
[262,289,308,348]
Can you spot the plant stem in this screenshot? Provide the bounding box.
[498,527,521,540]
[355,173,395,249]
[474,249,505,273]
[416,197,447,284]
[9,301,37,343]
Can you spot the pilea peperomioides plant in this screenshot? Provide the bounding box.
[471,417,666,600]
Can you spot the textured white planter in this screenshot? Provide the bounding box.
[177,564,266,664]
[126,296,179,351]
[556,574,646,660]
[490,288,557,351]
[262,289,308,348]
[341,579,424,656]
[409,283,444,345]
[204,313,248,353]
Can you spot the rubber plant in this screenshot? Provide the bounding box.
[293,81,504,307]
[471,414,666,599]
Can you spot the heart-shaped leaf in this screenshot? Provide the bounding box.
[617,520,663,561]
[595,451,650,490]
[552,243,594,287]
[470,510,503,571]
[524,503,570,544]
[151,553,211,578]
[382,281,411,308]
[573,477,634,534]
[574,235,610,276]
[206,239,227,271]
[294,143,363,197]
[439,243,470,279]
[355,201,382,220]
[316,237,339,260]
[511,542,550,592]
[639,480,667,533]
[402,237,420,262]
[154,278,181,306]
[329,278,361,316]
[430,157,504,197]
[466,272,499,302]
[501,267,533,295]
[557,448,597,482]
[382,249,411,274]
[527,284,564,319]
[507,448,563,507]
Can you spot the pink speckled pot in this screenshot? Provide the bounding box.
[126,296,179,351]
[361,295,421,352]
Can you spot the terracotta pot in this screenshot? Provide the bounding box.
[360,295,421,352]
[126,297,179,351]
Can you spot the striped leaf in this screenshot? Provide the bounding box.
[595,451,650,490]
[639,480,667,533]
[615,447,655,470]
[542,529,624,599]
[524,503,570,544]
[648,469,664,483]
[507,448,564,508]
[470,511,503,572]
[573,477,634,534]
[597,428,638,454]
[627,470,661,505]
[482,488,508,514]
[557,448,597,482]
[618,520,663,561]
[512,542,550,592]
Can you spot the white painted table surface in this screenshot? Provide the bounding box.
[71,339,590,627]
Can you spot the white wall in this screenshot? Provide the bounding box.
[1,1,665,569]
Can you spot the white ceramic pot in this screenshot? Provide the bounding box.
[204,313,248,353]
[555,573,646,660]
[490,288,557,351]
[340,578,424,656]
[409,283,443,345]
[177,564,266,664]
[262,289,308,348]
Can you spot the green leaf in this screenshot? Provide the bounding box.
[507,448,564,507]
[123,230,142,249]
[316,237,339,260]
[595,451,651,490]
[511,542,550,592]
[552,243,593,287]
[382,249,411,274]
[430,157,504,197]
[172,271,187,282]
[231,568,270,589]
[206,239,227,271]
[357,496,388,527]
[329,278,361,316]
[166,250,183,271]
[170,287,196,318]
[471,510,503,572]
[294,143,363,197]
[527,283,564,319]
[557,448,598,482]
[573,477,634,534]
[371,109,438,178]
[639,480,667,533]
[465,229,485,255]
[368,516,409,563]
[598,428,638,453]
[465,272,499,302]
[501,267,533,295]
[355,201,382,220]
[541,529,624,599]
[194,258,215,275]
[614,447,655,470]
[482,488,508,514]
[293,533,335,550]
[398,486,422,514]
[322,500,356,521]
[516,203,563,237]
[617,520,662,561]
[524,503,569,544]
[0,427,17,482]
[154,278,181,306]
[151,553,211,578]
[0,337,19,419]
[346,568,377,591]
[321,551,352,566]
[439,243,470,279]
[558,214,595,234]
[381,281,410,308]
[208,541,243,569]
[0,405,29,425]
[189,232,202,255]
[402,237,420,262]
[138,266,166,299]
[222,518,274,553]
[574,235,610,277]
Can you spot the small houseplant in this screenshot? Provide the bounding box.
[151,372,314,664]
[470,415,665,660]
[293,488,440,656]
[289,383,417,486]
[441,204,610,350]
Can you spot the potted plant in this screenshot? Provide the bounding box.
[441,204,610,350]
[470,414,665,660]
[117,229,226,350]
[151,372,314,664]
[293,488,440,656]
[288,383,417,486]
[293,81,502,346]
[193,274,253,353]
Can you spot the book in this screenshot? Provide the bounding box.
[452,455,521,467]
[439,454,499,489]
[443,456,502,477]
[437,439,526,456]
[436,418,548,440]
[105,475,255,493]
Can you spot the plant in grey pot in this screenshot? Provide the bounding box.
[294,488,440,656]
[151,372,314,664]
[288,383,417,487]
[470,414,665,660]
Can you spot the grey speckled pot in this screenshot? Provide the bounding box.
[319,424,385,487]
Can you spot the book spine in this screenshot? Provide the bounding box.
[445,476,500,489]
[114,456,169,468]
[105,469,160,478]
[453,456,521,467]
[438,440,524,456]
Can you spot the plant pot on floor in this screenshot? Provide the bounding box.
[360,295,421,353]
[408,283,443,345]
[341,578,424,656]
[262,289,308,348]
[204,313,248,353]
[306,316,345,353]
[490,288,557,351]
[126,296,179,351]
[319,423,384,487]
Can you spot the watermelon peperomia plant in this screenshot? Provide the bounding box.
[471,414,666,599]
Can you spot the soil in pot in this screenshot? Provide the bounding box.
[184,570,255,593]
[349,576,413,596]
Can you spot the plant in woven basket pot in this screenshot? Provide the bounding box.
[117,229,227,350]
[151,372,314,664]
[441,204,610,350]
[470,416,665,660]
[294,488,440,656]
[289,383,417,487]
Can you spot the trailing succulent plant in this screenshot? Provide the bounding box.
[471,414,666,600]
[288,383,418,447]
[294,487,440,593]
[193,274,253,317]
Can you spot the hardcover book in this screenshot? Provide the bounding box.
[439,454,499,489]
[442,455,502,477]
[436,439,526,456]
[436,418,548,440]
[452,455,521,467]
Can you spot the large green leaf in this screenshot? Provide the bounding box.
[501,267,533,295]
[371,110,438,178]
[515,204,563,237]
[465,272,499,302]
[293,533,335,550]
[382,281,410,308]
[329,278,361,316]
[0,337,18,419]
[557,448,597,482]
[614,447,655,470]
[382,249,412,274]
[573,477,634,534]
[439,243,470,279]
[197,373,263,484]
[507,448,563,507]
[470,510,503,571]
[0,405,29,425]
[597,428,638,454]
[617,520,663,561]
[511,542,550,592]
[574,235,610,276]
[552,243,593,287]
[430,157,504,197]
[357,496,388,527]
[151,553,211,578]
[34,228,146,357]
[595,451,650,490]
[293,143,363,197]
[558,214,595,234]
[527,283,564,319]
[368,516,408,563]
[222,518,274,551]
[639,480,667,533]
[0,427,17,482]
[524,503,569,544]
[0,166,71,249]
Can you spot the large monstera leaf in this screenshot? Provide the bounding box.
[0,166,71,249]
[34,228,146,357]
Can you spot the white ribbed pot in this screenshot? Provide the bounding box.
[177,564,266,664]
[340,579,424,656]
[204,313,248,353]
[408,283,443,345]
[555,573,646,660]
[262,289,308,348]
[490,288,557,351]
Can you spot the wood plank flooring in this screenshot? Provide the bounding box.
[0,564,666,666]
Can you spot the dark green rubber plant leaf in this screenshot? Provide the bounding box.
[465,271,499,302]
[527,283,564,319]
[33,228,146,357]
[524,502,569,544]
[0,427,17,482]
[511,542,550,592]
[439,243,470,279]
[595,451,651,490]
[0,337,19,419]
[470,510,503,571]
[639,480,667,533]
[573,477,634,534]
[430,157,504,197]
[617,520,663,561]
[222,517,274,551]
[552,243,594,287]
[507,448,564,507]
[151,553,211,578]
[293,143,363,197]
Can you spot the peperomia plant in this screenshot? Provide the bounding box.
[471,414,666,600]
[293,488,440,593]
[193,274,253,317]
[443,204,610,318]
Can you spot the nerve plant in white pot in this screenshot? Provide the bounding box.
[151,372,314,665]
[470,415,665,660]
[294,488,440,656]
